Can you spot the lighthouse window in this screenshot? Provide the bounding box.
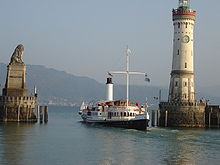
[177,49,180,55]
[178,23,180,28]
[184,82,187,86]
[185,63,187,68]
[175,81,178,87]
[186,23,188,28]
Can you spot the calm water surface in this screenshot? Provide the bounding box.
[0,106,220,165]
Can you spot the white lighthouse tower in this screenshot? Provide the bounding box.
[169,0,196,102]
[159,0,206,127]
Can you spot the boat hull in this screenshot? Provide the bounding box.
[83,119,149,130]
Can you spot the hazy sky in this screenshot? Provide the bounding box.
[0,0,219,87]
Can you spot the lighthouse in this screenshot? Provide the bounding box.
[169,0,196,102]
[159,0,206,127]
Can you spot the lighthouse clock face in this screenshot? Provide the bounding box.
[182,35,190,43]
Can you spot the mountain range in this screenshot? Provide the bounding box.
[0,63,219,107]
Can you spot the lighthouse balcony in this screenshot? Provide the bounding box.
[172,9,196,16]
[159,100,206,108]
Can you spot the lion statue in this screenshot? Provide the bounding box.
[10,44,25,65]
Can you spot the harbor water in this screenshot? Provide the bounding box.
[0,106,220,165]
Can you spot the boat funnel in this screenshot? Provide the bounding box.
[106,77,113,101]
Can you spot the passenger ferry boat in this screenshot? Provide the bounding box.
[79,48,150,130]
[79,96,150,130]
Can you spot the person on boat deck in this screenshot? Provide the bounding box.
[140,106,145,112]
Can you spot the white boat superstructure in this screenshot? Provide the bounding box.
[79,100,150,130]
[78,47,150,130]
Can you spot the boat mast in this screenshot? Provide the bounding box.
[126,46,129,108]
[109,47,148,108]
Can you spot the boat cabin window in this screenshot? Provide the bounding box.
[124,112,126,116]
[87,111,91,116]
[121,112,123,116]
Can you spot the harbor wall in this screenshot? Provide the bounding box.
[0,96,37,122]
[159,101,206,127]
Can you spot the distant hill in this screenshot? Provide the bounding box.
[0,63,105,104]
[0,63,219,106]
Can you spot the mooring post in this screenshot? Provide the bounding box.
[37,105,40,121]
[157,110,160,126]
[151,110,156,127]
[44,106,48,123]
[165,110,168,127]
[4,105,7,122]
[26,108,29,122]
[209,111,211,128]
[18,105,20,122]
[217,112,220,129]
[39,106,43,123]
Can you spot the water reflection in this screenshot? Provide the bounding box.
[0,123,36,165]
[96,129,137,165]
[162,128,207,165]
[0,108,219,165]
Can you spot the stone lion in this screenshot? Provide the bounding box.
[10,44,25,65]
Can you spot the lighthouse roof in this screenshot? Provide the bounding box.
[178,0,192,12]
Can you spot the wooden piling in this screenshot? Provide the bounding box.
[157,110,160,126]
[18,106,21,122]
[209,112,211,128]
[36,105,40,121]
[39,106,43,123]
[26,107,29,122]
[217,112,220,129]
[165,110,168,127]
[4,106,7,122]
[151,110,156,127]
[44,106,48,123]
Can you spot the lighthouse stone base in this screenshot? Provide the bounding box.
[159,101,206,127]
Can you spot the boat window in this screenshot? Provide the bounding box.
[124,112,126,116]
[121,112,123,116]
[87,111,91,116]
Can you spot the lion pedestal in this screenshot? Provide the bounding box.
[0,44,37,122]
[3,64,28,96]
